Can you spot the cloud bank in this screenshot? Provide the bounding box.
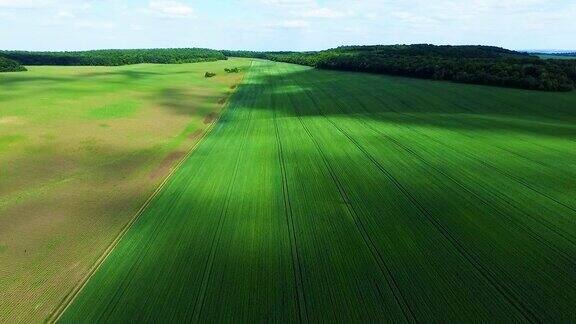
[0,0,574,51]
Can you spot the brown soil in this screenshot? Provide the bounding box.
[0,116,23,125]
[188,129,204,140]
[149,151,186,180]
[203,112,219,125]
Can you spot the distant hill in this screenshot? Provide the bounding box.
[527,49,574,53]
[224,45,576,92]
[534,52,576,60]
[0,56,26,72]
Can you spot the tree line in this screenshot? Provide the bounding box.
[2,45,575,91]
[0,56,26,72]
[0,48,226,66]
[225,45,576,91]
[542,52,576,58]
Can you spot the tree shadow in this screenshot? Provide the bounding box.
[78,69,164,80]
[240,61,576,140]
[0,75,72,88]
[154,88,222,116]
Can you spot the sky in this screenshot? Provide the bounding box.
[0,0,575,52]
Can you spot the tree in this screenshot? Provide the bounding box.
[0,56,26,72]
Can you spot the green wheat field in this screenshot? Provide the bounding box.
[51,60,576,322]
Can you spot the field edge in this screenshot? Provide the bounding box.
[45,60,253,323]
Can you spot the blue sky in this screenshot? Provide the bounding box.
[1,0,575,51]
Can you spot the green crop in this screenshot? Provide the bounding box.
[60,60,576,322]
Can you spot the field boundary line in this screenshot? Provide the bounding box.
[190,61,256,321]
[282,72,414,321]
[270,66,309,323]
[47,63,252,323]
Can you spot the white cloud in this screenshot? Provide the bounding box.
[55,10,75,19]
[257,0,348,19]
[390,12,438,27]
[149,0,195,18]
[260,0,314,5]
[76,20,116,29]
[1,0,576,51]
[0,0,53,9]
[266,20,309,29]
[130,24,143,31]
[300,7,347,18]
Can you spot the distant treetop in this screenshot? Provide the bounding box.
[223,45,576,92]
[3,45,575,91]
[0,48,226,66]
[0,56,27,72]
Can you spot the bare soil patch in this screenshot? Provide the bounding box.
[149,151,186,180]
[188,129,204,140]
[0,116,23,125]
[203,112,219,125]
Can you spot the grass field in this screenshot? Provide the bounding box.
[0,58,250,322]
[58,60,576,322]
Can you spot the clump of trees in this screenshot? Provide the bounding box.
[0,48,227,66]
[0,56,26,72]
[205,72,216,78]
[224,67,239,73]
[221,50,269,59]
[224,45,576,92]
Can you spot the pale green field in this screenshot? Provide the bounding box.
[0,58,250,322]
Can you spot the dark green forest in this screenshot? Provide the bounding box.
[2,45,576,91]
[0,48,226,66]
[224,45,576,91]
[0,56,27,72]
[543,52,576,58]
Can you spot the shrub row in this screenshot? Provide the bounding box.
[0,48,226,66]
[0,56,26,72]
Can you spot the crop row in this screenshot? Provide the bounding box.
[60,60,576,322]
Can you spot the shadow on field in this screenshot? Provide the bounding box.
[78,70,164,80]
[36,61,576,323]
[153,88,222,117]
[0,75,71,89]
[0,69,170,94]
[0,70,158,100]
[240,63,576,140]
